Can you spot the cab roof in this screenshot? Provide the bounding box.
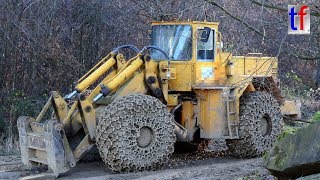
[151,21,219,26]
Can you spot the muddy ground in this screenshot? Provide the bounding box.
[0,152,272,180]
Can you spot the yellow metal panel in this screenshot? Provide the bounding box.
[195,62,216,83]
[181,101,195,132]
[167,94,179,106]
[158,61,170,102]
[112,70,148,98]
[170,68,176,79]
[52,91,68,122]
[79,99,96,140]
[225,75,253,98]
[281,100,301,119]
[231,56,277,77]
[195,89,228,138]
[168,62,193,91]
[194,62,227,85]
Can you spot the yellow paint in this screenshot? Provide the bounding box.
[105,57,144,92]
[181,101,195,130]
[168,62,193,91]
[79,98,96,140]
[76,56,116,92]
[151,21,231,91]
[77,52,114,83]
[116,53,126,71]
[86,70,116,101]
[169,67,176,79]
[281,100,301,119]
[231,55,278,78]
[195,89,229,138]
[244,83,255,92]
[112,70,148,98]
[158,61,170,102]
[167,94,179,106]
[145,59,162,96]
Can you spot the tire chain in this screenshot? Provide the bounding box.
[226,91,283,158]
[96,94,176,172]
[252,77,272,92]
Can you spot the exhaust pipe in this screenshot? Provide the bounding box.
[171,103,188,141]
[174,122,188,141]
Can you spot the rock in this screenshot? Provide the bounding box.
[263,122,320,178]
[297,173,320,180]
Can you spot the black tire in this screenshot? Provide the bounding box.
[96,94,176,172]
[226,91,283,158]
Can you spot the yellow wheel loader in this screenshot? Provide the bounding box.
[17,21,300,176]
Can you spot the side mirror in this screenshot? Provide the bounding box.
[200,27,211,42]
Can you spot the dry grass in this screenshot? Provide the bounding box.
[0,134,20,156]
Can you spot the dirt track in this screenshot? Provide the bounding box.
[0,153,271,180]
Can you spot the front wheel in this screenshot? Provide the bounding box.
[96,94,176,172]
[227,91,283,158]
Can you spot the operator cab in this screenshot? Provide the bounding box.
[150,23,218,62]
[150,21,224,91]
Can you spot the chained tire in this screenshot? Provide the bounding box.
[96,94,176,172]
[226,91,283,158]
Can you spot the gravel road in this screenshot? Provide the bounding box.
[0,152,272,180]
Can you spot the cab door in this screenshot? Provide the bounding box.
[194,27,216,85]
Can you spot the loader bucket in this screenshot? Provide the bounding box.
[17,116,75,177]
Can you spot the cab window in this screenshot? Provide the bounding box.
[151,25,192,60]
[197,28,215,62]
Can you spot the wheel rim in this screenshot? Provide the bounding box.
[259,114,272,136]
[137,126,154,148]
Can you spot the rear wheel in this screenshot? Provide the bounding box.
[227,91,283,158]
[96,94,176,172]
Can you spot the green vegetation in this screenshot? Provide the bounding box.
[0,90,48,155]
[277,125,301,141]
[312,112,320,122]
[282,70,318,101]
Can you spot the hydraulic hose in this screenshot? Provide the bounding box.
[140,46,170,68]
[113,45,140,53]
[140,45,171,79]
[140,46,170,60]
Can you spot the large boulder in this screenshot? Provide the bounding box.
[263,121,320,178]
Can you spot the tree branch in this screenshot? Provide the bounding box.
[204,0,264,37]
[204,0,320,60]
[251,0,320,17]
